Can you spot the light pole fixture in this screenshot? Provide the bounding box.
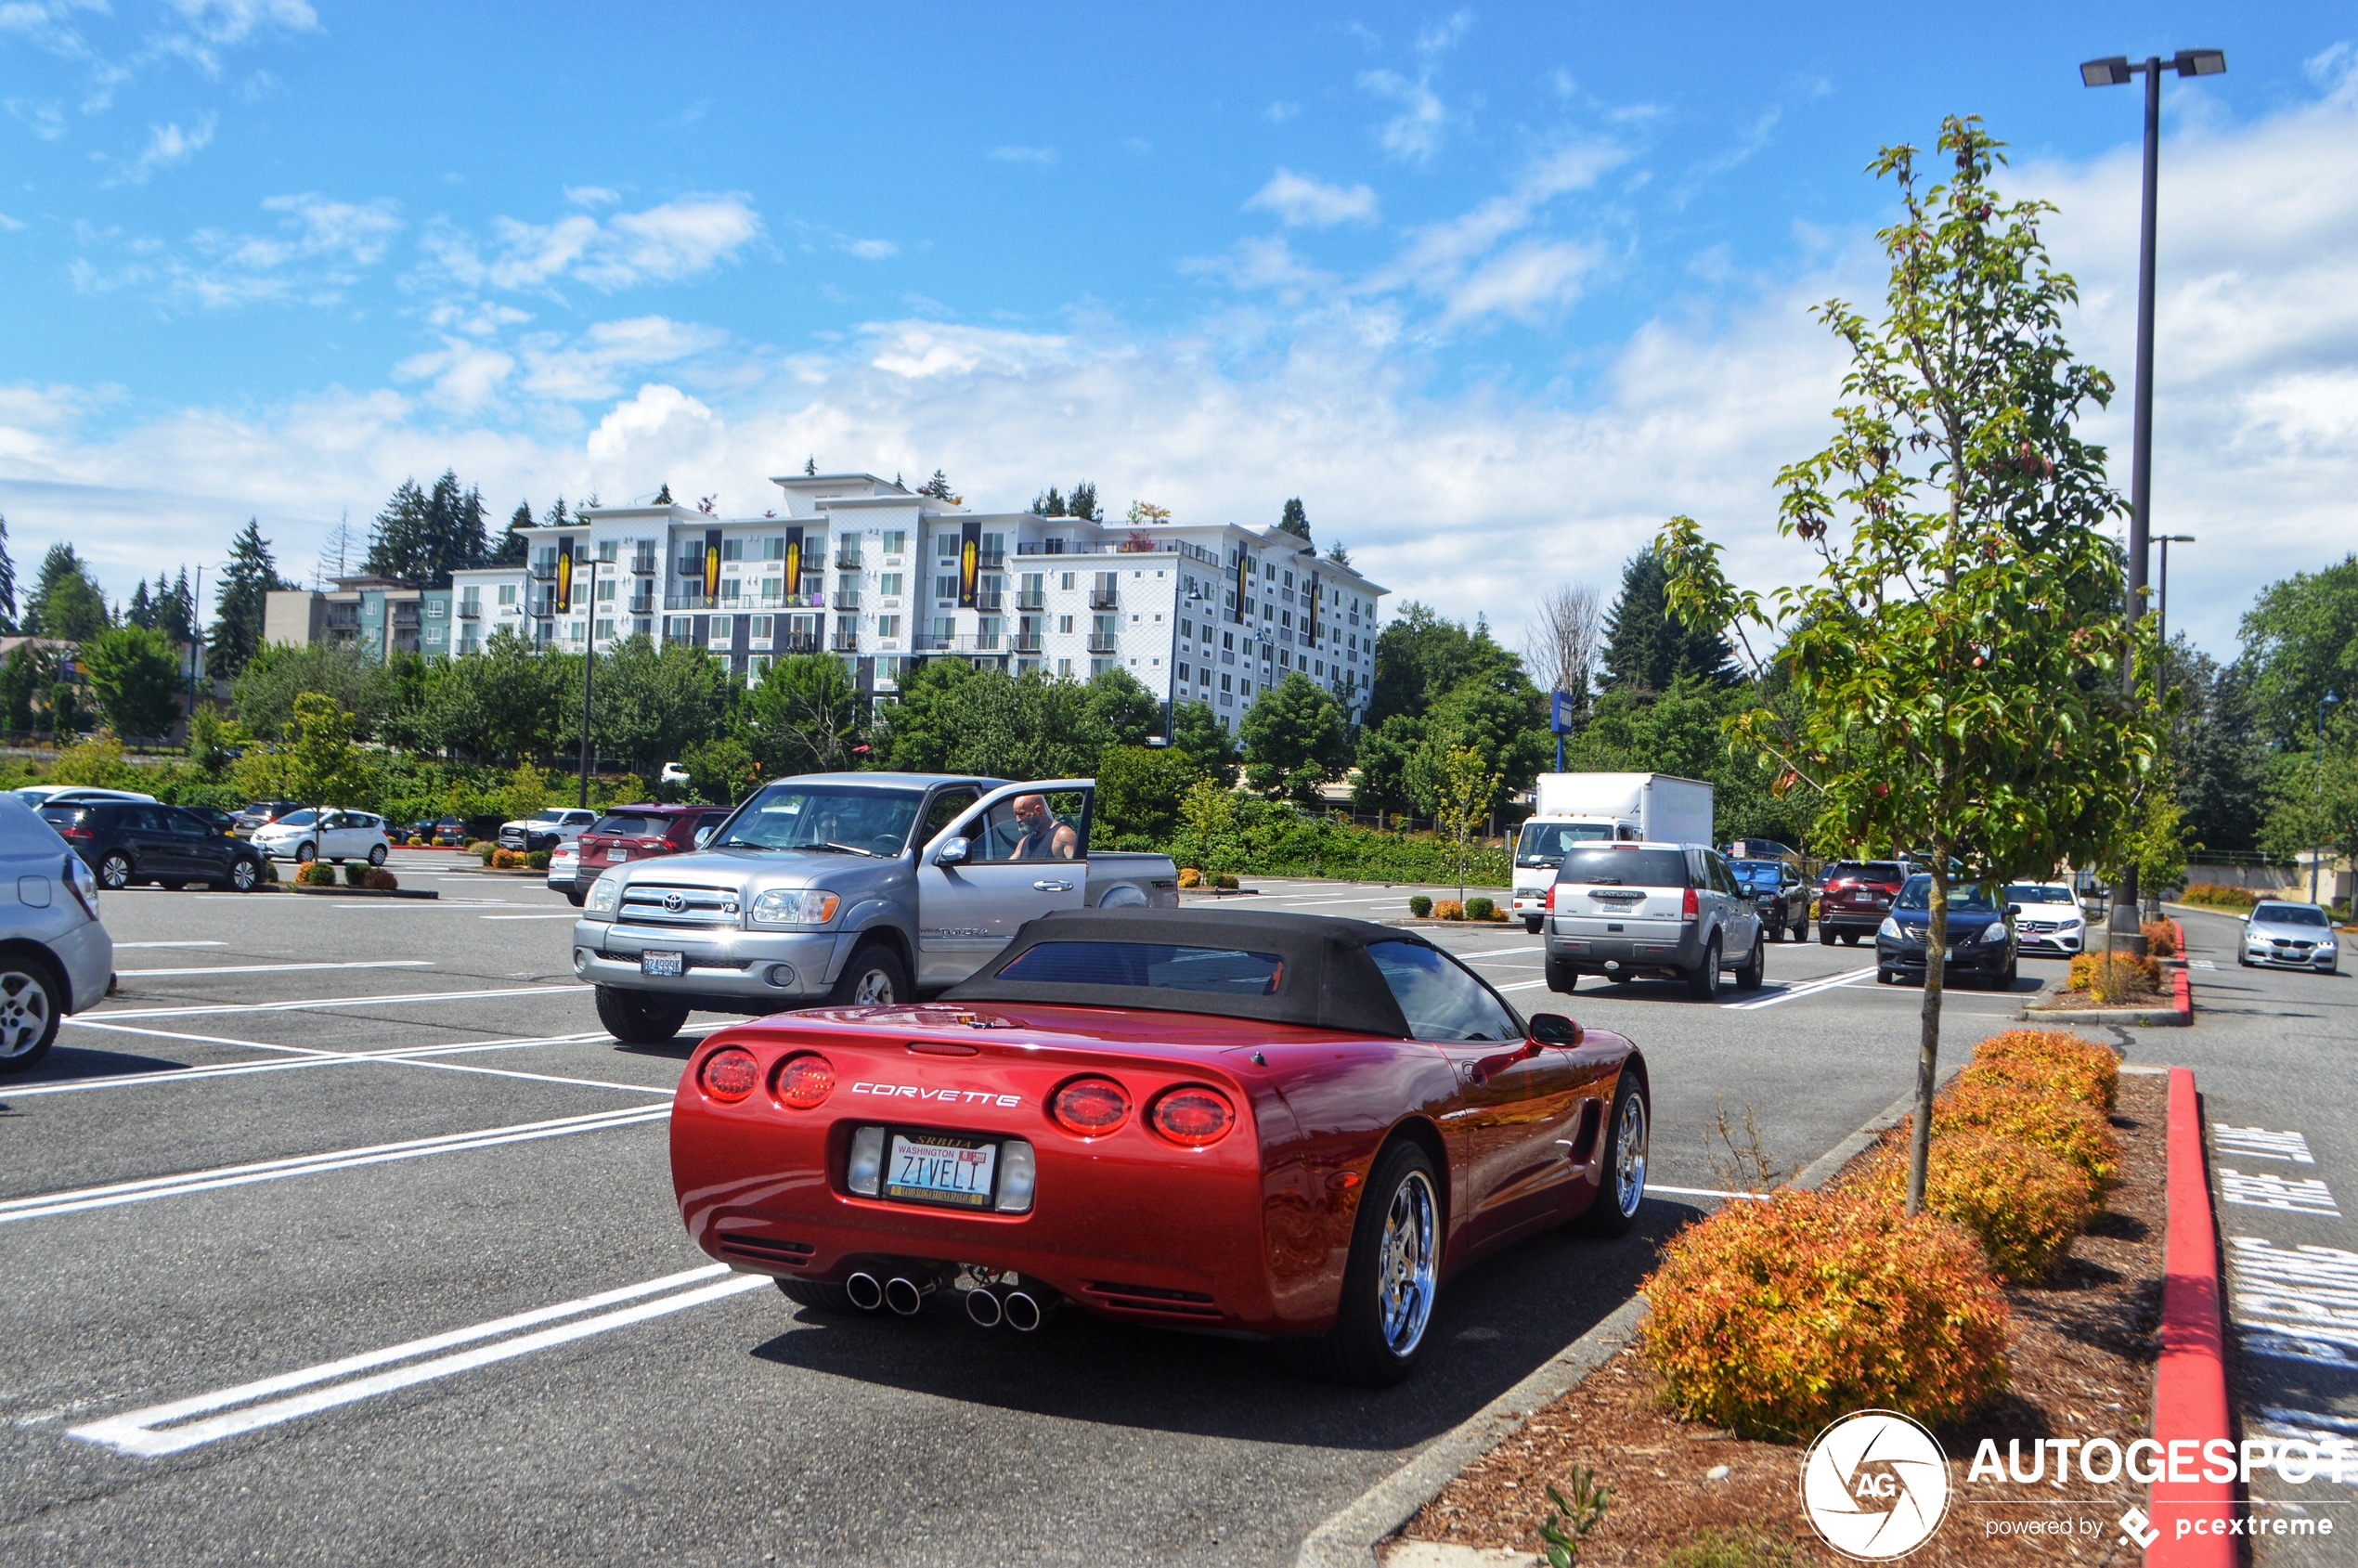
[578,555,598,808]
[2080,46,2224,951]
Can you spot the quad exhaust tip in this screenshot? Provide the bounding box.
[965,1288,1004,1328]
[1003,1290,1048,1332]
[883,1275,932,1317]
[844,1272,884,1312]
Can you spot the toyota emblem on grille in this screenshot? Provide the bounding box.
[662,891,686,913]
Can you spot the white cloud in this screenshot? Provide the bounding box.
[0,210,23,232]
[1245,168,1379,228]
[71,190,402,306]
[564,185,621,208]
[6,97,70,140]
[1441,239,1600,324]
[517,316,731,402]
[112,113,214,185]
[421,192,762,293]
[1263,101,1301,123]
[1358,68,1448,164]
[393,338,516,411]
[155,0,318,77]
[988,145,1058,165]
[845,237,899,260]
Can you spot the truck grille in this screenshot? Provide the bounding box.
[618,883,741,927]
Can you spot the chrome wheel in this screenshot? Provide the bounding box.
[1612,1092,1648,1219]
[228,858,258,891]
[850,965,896,1004]
[1376,1168,1438,1357]
[97,853,132,890]
[0,969,56,1060]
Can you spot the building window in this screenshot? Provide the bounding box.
[1058,615,1074,634]
[883,530,906,555]
[1059,571,1075,590]
[877,615,900,640]
[1057,658,1073,678]
[721,538,744,562]
[1220,673,1232,692]
[597,618,616,641]
[939,534,958,561]
[597,577,616,602]
[932,616,954,640]
[1177,661,1190,681]
[710,616,734,644]
[762,537,786,560]
[498,584,517,606]
[568,620,587,644]
[666,616,693,641]
[934,575,958,602]
[880,572,902,597]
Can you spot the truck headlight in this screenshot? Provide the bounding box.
[1878,916,1902,940]
[751,888,841,926]
[585,873,622,916]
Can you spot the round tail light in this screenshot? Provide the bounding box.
[775,1053,836,1110]
[699,1046,759,1102]
[1150,1086,1236,1147]
[1050,1076,1131,1137]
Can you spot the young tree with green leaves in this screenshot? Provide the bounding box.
[82,626,182,738]
[287,692,377,817]
[1660,116,2155,1215]
[1432,745,1503,905]
[1240,671,1351,804]
[1169,698,1241,786]
[741,653,866,775]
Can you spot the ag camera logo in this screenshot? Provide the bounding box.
[1800,1410,1950,1559]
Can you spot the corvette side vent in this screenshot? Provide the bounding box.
[1568,1100,1605,1165]
[1082,1281,1221,1318]
[718,1235,816,1267]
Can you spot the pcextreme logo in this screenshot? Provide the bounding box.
[1800,1410,1950,1560]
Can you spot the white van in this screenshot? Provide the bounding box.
[0,793,114,1071]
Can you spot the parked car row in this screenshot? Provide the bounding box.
[547,804,731,905]
[36,800,270,891]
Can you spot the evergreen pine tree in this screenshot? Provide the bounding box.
[1031,486,1067,517]
[542,497,569,531]
[919,470,953,500]
[496,501,534,564]
[365,479,431,582]
[1598,547,1735,693]
[22,544,110,641]
[456,484,490,572]
[210,520,292,678]
[128,580,155,628]
[653,483,674,506]
[1277,498,1311,539]
[0,513,17,635]
[804,455,817,476]
[161,569,195,645]
[1068,482,1099,522]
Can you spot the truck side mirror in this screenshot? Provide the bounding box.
[936,836,970,866]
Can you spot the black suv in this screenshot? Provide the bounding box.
[41,801,269,891]
[1730,857,1809,941]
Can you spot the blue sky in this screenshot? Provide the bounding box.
[4,2,2355,659]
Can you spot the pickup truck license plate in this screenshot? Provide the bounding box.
[886,1133,997,1210]
[609,849,628,861]
[641,951,683,978]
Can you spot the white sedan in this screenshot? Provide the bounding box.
[251,809,391,865]
[2004,882,2089,956]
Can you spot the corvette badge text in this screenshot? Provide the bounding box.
[1801,1410,2346,1558]
[850,1082,1021,1108]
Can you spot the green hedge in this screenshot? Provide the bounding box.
[1129,797,1510,887]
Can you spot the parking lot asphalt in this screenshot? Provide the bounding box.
[0,860,2120,1565]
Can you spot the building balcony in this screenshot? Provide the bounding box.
[779,633,820,654]
[978,550,1005,571]
[835,590,861,611]
[974,593,1004,614]
[1086,636,1119,654]
[1088,590,1119,610]
[830,631,860,654]
[834,550,862,570]
[1015,590,1044,610]
[630,555,657,575]
[1012,633,1043,654]
[456,602,481,619]
[529,562,557,579]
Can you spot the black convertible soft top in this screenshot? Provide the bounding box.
[939,907,1514,1038]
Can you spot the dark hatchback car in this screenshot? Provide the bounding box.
[1730,857,1810,941]
[42,801,270,891]
[1874,874,2018,990]
[556,804,732,905]
[1817,860,1911,945]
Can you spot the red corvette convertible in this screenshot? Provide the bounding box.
[669,909,1651,1384]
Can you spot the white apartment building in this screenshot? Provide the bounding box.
[443,471,1388,731]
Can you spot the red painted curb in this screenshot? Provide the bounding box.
[2172,966,2193,1020]
[2147,1066,2234,1564]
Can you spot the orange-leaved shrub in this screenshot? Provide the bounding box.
[1177,867,1202,888]
[295,861,337,887]
[489,848,523,870]
[1851,1126,2094,1282]
[2180,882,2257,911]
[1960,1029,2119,1115]
[1933,1076,2121,1189]
[1639,1187,2009,1437]
[2066,951,2162,1002]
[1434,900,1466,921]
[2141,919,2178,958]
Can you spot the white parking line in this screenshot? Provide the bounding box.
[113,961,436,978]
[61,1019,342,1057]
[112,941,228,950]
[1495,978,1550,992]
[0,1106,669,1225]
[69,1265,771,1457]
[24,1029,657,1097]
[85,983,585,1021]
[1722,966,1878,1011]
[479,914,580,921]
[1651,1184,1774,1201]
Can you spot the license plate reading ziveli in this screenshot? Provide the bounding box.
[886,1133,997,1209]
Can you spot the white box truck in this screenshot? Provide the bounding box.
[1510,772,1716,932]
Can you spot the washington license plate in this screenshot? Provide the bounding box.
[885,1133,997,1210]
[641,951,683,978]
[609,849,628,861]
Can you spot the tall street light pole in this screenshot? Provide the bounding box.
[577,557,598,808]
[2079,46,2223,950]
[2155,534,2195,701]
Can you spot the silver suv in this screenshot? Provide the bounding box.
[1543,841,1764,999]
[0,793,114,1071]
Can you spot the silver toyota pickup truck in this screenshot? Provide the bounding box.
[570,772,1180,1043]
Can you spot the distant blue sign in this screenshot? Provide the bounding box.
[1550,691,1576,733]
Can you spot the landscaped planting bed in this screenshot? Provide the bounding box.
[1404,1048,2165,1567]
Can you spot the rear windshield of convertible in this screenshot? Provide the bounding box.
[1556,847,1688,887]
[994,940,1284,994]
